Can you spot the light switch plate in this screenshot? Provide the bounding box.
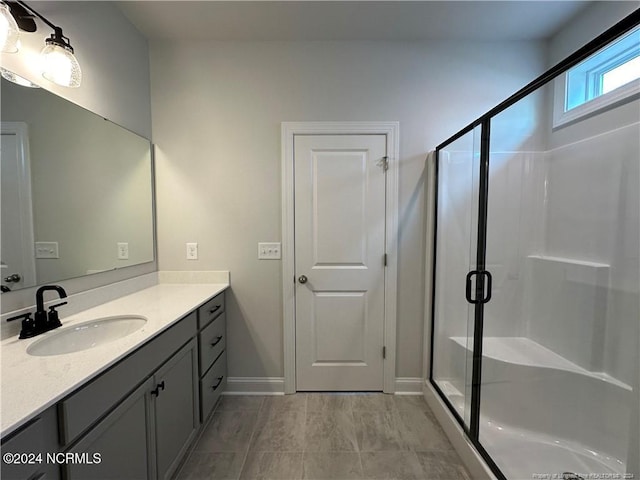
[35,242,59,259]
[258,242,281,260]
[117,242,129,260]
[186,242,198,260]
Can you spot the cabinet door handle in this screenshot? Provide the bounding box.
[212,376,224,391]
[210,336,223,347]
[151,381,166,397]
[209,305,221,315]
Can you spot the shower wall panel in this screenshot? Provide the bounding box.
[541,120,639,385]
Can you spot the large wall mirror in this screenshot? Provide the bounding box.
[1,78,154,292]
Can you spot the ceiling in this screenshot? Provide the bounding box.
[117,1,591,42]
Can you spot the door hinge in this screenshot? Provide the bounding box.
[383,253,387,267]
[377,156,389,172]
[383,346,386,359]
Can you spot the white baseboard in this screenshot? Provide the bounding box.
[394,377,423,395]
[224,377,285,395]
[224,376,422,396]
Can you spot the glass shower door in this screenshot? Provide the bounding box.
[479,88,639,479]
[431,126,481,429]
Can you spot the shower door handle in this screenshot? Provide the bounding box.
[465,270,492,304]
[465,271,479,304]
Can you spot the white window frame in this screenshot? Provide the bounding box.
[553,25,640,128]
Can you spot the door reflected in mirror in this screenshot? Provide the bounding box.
[1,78,154,291]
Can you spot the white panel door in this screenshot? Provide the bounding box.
[294,134,387,391]
[1,123,36,291]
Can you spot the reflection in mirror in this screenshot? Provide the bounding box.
[1,77,154,292]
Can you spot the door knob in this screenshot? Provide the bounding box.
[298,275,308,284]
[4,273,21,283]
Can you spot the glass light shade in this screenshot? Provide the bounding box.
[0,2,20,53]
[41,43,82,88]
[1,67,39,88]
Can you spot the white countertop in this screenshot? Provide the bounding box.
[1,282,228,437]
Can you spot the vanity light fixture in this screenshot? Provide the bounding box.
[0,1,20,53]
[1,1,81,88]
[40,25,82,88]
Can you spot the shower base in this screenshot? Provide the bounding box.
[435,334,633,479]
[440,380,626,479]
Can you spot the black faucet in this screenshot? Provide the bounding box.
[6,285,68,339]
[34,285,67,331]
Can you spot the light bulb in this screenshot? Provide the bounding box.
[41,42,81,88]
[0,2,20,53]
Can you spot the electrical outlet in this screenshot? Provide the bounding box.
[35,242,59,259]
[258,242,281,260]
[186,242,198,260]
[117,242,129,260]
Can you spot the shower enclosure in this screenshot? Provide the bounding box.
[430,10,640,480]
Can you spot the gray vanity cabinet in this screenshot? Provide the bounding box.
[65,338,199,480]
[153,338,199,480]
[0,407,60,480]
[197,291,227,422]
[61,312,199,480]
[66,379,153,480]
[2,289,226,480]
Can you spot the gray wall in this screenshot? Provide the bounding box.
[150,39,546,379]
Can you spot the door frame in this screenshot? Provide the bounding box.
[281,121,400,394]
[1,121,37,289]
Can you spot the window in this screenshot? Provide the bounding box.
[553,25,640,127]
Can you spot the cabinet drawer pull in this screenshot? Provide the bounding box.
[209,305,221,315]
[210,336,223,347]
[211,376,224,391]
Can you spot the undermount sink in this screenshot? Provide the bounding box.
[27,315,147,357]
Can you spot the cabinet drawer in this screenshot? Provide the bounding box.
[59,311,197,446]
[198,312,226,375]
[198,292,225,329]
[200,353,226,423]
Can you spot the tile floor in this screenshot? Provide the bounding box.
[177,393,471,480]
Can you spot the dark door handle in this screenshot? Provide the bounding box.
[212,376,224,390]
[151,381,165,397]
[298,275,308,284]
[209,305,221,315]
[210,336,223,347]
[483,271,492,303]
[465,271,479,304]
[4,273,21,283]
[465,270,492,304]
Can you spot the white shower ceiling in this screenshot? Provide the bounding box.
[117,1,593,42]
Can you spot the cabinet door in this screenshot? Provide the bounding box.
[1,407,59,480]
[153,338,199,480]
[66,379,153,480]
